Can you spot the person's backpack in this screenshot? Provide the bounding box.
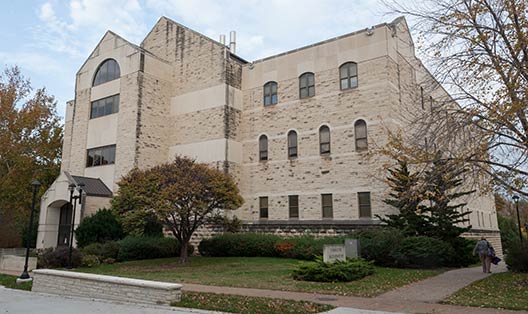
[486,241,495,257]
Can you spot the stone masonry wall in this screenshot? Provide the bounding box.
[32,270,181,305]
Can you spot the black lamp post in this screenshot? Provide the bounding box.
[17,181,41,282]
[67,183,84,269]
[513,195,523,244]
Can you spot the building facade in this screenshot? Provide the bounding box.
[37,16,501,252]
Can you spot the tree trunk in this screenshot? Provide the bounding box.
[179,240,188,264]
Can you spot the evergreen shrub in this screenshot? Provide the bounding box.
[117,236,194,261]
[75,209,124,248]
[292,257,374,282]
[505,241,528,272]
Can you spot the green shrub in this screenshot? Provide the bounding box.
[82,254,100,267]
[117,236,194,261]
[81,243,103,257]
[355,228,404,266]
[38,246,83,268]
[288,236,347,260]
[102,257,116,264]
[505,241,528,272]
[392,236,455,268]
[292,257,374,282]
[199,233,281,257]
[447,237,479,267]
[100,241,120,260]
[75,209,124,248]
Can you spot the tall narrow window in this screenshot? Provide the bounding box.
[263,81,278,106]
[354,120,368,151]
[259,135,268,161]
[319,125,330,155]
[420,86,424,110]
[339,62,358,90]
[259,197,268,219]
[93,59,120,86]
[322,194,333,218]
[358,192,372,218]
[429,96,433,111]
[289,195,299,219]
[287,130,298,158]
[299,72,315,99]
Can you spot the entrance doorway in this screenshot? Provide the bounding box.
[57,203,72,246]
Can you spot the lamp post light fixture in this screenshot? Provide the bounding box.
[67,183,84,269]
[513,195,523,244]
[17,181,41,283]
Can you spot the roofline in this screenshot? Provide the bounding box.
[249,16,406,65]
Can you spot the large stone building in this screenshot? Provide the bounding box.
[37,16,501,252]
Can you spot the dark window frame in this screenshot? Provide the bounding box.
[339,62,358,90]
[90,94,120,119]
[93,59,120,87]
[358,192,372,218]
[319,125,331,155]
[263,81,278,106]
[354,119,368,151]
[259,196,269,219]
[259,135,268,161]
[420,86,425,110]
[299,72,315,99]
[86,145,116,168]
[287,130,298,159]
[322,194,333,218]
[289,195,299,219]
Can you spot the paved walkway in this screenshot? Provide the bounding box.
[182,264,525,314]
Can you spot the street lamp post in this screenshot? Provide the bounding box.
[513,195,523,244]
[67,183,84,269]
[17,181,41,283]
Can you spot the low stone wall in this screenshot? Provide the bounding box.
[0,255,37,273]
[32,269,182,305]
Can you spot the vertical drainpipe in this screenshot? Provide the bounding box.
[223,45,230,175]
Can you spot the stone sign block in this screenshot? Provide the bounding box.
[0,255,37,272]
[345,238,360,259]
[323,244,346,263]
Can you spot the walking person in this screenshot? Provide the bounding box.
[473,237,495,273]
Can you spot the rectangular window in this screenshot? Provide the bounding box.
[259,197,268,219]
[289,195,299,219]
[420,87,424,110]
[322,194,333,218]
[86,145,116,168]
[358,192,371,218]
[90,94,119,119]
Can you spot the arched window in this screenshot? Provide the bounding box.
[340,62,358,90]
[287,130,298,159]
[93,59,120,86]
[319,125,330,154]
[263,81,278,106]
[259,135,268,161]
[299,72,315,99]
[354,120,368,151]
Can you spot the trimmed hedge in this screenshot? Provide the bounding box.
[292,257,374,282]
[38,246,83,268]
[117,236,194,261]
[199,233,345,260]
[391,236,455,268]
[354,228,405,267]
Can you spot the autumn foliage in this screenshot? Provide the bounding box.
[112,156,244,263]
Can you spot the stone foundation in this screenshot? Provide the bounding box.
[32,269,182,305]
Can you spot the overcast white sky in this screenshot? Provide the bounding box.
[0,0,398,118]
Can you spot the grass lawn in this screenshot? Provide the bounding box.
[0,274,32,291]
[77,256,442,297]
[174,291,334,313]
[443,272,528,311]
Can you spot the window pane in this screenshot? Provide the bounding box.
[340,66,348,79]
[322,194,333,218]
[349,63,357,76]
[113,95,120,113]
[288,131,297,147]
[300,88,308,99]
[86,150,94,167]
[355,121,367,138]
[91,102,98,118]
[104,97,114,115]
[264,84,270,95]
[97,103,105,118]
[259,136,267,151]
[350,77,358,88]
[271,83,277,93]
[300,75,307,88]
[93,149,102,166]
[320,127,330,143]
[308,86,315,97]
[341,79,349,90]
[322,194,332,207]
[264,96,271,106]
[356,139,368,150]
[271,94,277,104]
[307,74,314,86]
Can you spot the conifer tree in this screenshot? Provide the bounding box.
[378,160,430,236]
